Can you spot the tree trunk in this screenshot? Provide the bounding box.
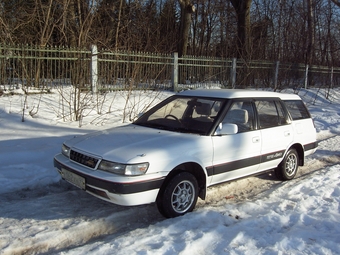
[306,0,315,87]
[230,0,252,88]
[306,0,315,65]
[178,0,195,57]
[230,0,252,59]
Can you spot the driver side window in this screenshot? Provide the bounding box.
[223,101,255,133]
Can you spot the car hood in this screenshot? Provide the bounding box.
[65,124,204,164]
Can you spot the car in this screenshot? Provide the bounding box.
[54,89,318,218]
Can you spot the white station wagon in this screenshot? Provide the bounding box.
[54,89,317,218]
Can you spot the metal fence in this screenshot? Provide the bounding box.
[1,44,340,92]
[0,44,90,89]
[97,47,174,91]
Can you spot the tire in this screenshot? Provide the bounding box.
[275,148,299,181]
[157,172,198,218]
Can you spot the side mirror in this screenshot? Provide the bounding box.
[214,123,238,136]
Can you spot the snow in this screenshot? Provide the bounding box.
[1,87,340,255]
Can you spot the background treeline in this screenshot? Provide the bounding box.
[1,0,340,67]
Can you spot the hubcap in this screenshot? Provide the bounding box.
[171,181,195,213]
[285,154,297,176]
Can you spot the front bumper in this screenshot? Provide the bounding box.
[54,154,165,206]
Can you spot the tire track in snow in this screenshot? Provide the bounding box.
[0,183,163,255]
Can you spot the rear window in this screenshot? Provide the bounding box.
[283,100,311,120]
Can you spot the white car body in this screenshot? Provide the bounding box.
[54,89,317,217]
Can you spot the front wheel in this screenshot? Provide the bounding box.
[157,172,198,218]
[275,148,299,180]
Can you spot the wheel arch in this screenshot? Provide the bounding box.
[157,162,207,201]
[288,143,304,166]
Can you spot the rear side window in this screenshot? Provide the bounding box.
[255,100,288,129]
[283,100,311,120]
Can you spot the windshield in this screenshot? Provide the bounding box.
[134,95,227,135]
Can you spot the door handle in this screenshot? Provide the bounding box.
[252,136,260,143]
[284,131,291,137]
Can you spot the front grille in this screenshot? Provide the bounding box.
[70,150,99,169]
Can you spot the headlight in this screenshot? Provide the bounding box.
[125,163,149,175]
[98,160,149,176]
[61,144,71,157]
[98,161,126,175]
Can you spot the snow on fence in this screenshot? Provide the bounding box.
[1,44,340,92]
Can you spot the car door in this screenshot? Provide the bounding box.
[255,99,294,171]
[210,100,262,185]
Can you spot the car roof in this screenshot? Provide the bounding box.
[178,89,301,100]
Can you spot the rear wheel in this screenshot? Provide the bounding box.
[275,148,299,180]
[157,172,198,218]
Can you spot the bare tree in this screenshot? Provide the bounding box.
[191,0,220,56]
[229,0,252,59]
[178,0,196,57]
[158,0,178,52]
[115,0,124,50]
[306,0,315,65]
[2,0,340,71]
[330,0,340,7]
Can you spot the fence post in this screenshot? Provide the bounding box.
[273,61,279,90]
[330,66,334,89]
[304,64,309,89]
[91,45,98,93]
[230,58,237,88]
[172,52,178,92]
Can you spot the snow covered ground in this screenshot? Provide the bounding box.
[0,87,340,255]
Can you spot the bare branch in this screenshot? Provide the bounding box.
[331,0,340,7]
